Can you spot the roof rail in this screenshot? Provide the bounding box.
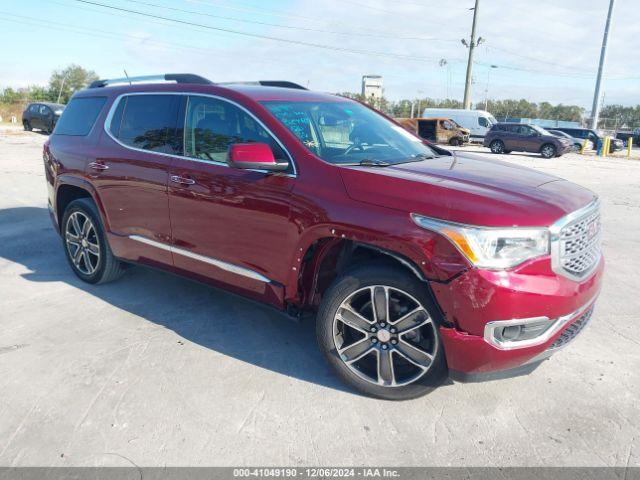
[88,73,213,88]
[219,80,307,90]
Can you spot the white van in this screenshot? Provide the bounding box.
[421,108,497,142]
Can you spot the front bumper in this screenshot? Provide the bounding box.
[431,256,604,380]
[559,142,573,154]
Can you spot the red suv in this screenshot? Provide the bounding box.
[44,74,603,400]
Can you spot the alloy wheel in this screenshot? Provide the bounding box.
[541,145,555,158]
[490,141,504,153]
[65,211,101,275]
[332,286,438,387]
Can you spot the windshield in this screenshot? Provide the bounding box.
[262,100,439,165]
[531,125,551,135]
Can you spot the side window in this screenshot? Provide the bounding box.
[39,105,48,115]
[54,97,107,136]
[478,116,488,127]
[443,120,453,130]
[113,95,181,153]
[29,104,38,113]
[184,96,286,163]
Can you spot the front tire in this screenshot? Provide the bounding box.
[23,120,32,131]
[62,198,126,284]
[449,137,461,146]
[489,140,505,154]
[316,263,447,400]
[540,143,557,158]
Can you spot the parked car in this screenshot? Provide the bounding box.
[552,127,623,153]
[396,117,470,146]
[484,123,573,158]
[548,129,592,151]
[615,128,640,148]
[22,102,65,133]
[44,74,603,400]
[421,108,496,142]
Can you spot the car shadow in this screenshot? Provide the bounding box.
[0,206,351,394]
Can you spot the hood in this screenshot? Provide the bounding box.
[338,151,596,227]
[545,134,570,144]
[459,127,471,135]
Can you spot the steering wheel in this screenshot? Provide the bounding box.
[342,142,366,156]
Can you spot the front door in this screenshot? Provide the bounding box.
[30,104,43,129]
[519,125,541,152]
[88,94,180,265]
[168,95,298,305]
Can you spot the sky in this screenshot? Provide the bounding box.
[1,0,639,109]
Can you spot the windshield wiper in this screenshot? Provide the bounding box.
[413,153,436,160]
[352,158,391,167]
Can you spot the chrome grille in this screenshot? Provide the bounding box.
[551,201,601,280]
[548,306,594,350]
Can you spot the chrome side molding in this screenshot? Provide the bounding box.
[129,235,271,283]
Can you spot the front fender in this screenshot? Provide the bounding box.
[284,217,469,304]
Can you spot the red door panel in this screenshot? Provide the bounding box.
[87,141,173,265]
[168,158,297,303]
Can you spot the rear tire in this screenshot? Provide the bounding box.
[489,140,505,154]
[540,143,557,158]
[61,198,126,284]
[316,263,447,400]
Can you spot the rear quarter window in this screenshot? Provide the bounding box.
[109,95,181,154]
[54,97,107,136]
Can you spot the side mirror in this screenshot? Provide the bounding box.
[227,143,289,171]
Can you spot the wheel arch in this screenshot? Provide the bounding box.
[292,235,452,326]
[55,176,108,233]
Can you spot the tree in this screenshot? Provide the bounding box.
[48,64,99,104]
[600,104,640,129]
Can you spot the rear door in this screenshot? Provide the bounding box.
[167,94,297,305]
[90,93,180,265]
[501,125,518,150]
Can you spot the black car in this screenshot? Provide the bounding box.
[22,102,65,133]
[552,127,624,153]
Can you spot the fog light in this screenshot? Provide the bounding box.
[501,325,522,340]
[487,317,556,348]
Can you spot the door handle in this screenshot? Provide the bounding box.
[170,175,196,186]
[88,162,109,171]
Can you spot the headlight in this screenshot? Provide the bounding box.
[411,214,549,269]
[54,109,63,115]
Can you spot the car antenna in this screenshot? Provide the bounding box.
[123,69,132,85]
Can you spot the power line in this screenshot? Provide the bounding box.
[120,0,460,43]
[70,0,448,62]
[485,45,593,74]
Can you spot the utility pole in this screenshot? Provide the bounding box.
[462,0,482,110]
[56,75,68,104]
[590,0,615,129]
